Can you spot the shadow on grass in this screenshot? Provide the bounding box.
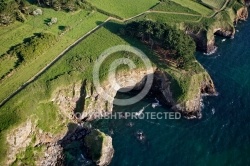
[44,18,51,25]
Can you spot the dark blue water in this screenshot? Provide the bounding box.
[92,20,250,166]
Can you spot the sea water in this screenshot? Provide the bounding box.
[65,17,250,166]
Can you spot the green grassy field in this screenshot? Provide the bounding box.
[0,54,17,78]
[0,9,108,103]
[152,0,200,15]
[172,0,214,16]
[0,8,99,55]
[86,0,159,18]
[201,0,227,10]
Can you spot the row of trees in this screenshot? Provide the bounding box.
[7,32,57,63]
[124,21,196,68]
[36,0,82,12]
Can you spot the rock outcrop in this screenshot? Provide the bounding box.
[235,7,248,23]
[39,143,64,166]
[53,66,216,120]
[52,68,154,121]
[187,6,248,53]
[6,120,34,165]
[84,129,114,166]
[150,70,216,119]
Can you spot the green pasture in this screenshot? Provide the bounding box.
[172,0,214,16]
[86,0,159,18]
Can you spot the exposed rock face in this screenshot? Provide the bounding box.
[235,7,249,23]
[53,67,216,120]
[150,70,216,119]
[6,120,34,165]
[49,66,216,165]
[187,6,248,53]
[5,118,68,166]
[150,70,174,106]
[173,77,216,119]
[84,129,114,166]
[39,143,64,166]
[83,68,153,120]
[52,82,82,121]
[52,68,153,121]
[186,29,209,52]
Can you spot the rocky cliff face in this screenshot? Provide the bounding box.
[84,129,114,166]
[6,119,67,166]
[52,69,150,121]
[52,68,216,120]
[187,6,248,53]
[48,63,217,165]
[149,70,216,119]
[6,120,34,165]
[235,7,248,23]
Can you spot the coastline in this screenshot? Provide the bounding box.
[1,1,250,165]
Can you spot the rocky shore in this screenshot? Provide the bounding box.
[187,5,248,54]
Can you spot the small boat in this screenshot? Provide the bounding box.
[222,39,226,42]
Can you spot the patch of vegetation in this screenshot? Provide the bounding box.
[0,54,17,79]
[36,102,65,133]
[12,146,35,166]
[232,1,245,12]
